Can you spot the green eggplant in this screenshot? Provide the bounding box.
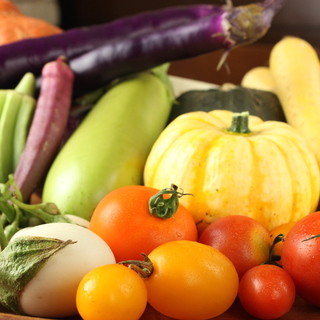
[42,66,174,220]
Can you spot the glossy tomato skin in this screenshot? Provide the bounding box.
[238,264,295,319]
[198,215,271,278]
[145,240,239,320]
[282,211,320,306]
[89,185,198,262]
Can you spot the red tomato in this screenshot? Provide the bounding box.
[282,211,320,306]
[89,185,198,262]
[198,215,271,277]
[238,264,295,319]
[143,240,239,320]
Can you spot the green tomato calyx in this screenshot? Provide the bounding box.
[148,184,191,219]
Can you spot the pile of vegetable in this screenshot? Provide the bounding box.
[3,0,320,319]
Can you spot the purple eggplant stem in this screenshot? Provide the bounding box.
[226,0,286,46]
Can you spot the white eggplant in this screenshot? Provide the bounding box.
[1,222,115,318]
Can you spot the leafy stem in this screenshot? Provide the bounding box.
[0,175,71,250]
[0,222,8,250]
[9,198,71,224]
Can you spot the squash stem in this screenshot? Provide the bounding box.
[227,111,251,134]
[148,184,191,219]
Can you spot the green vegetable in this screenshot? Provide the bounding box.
[169,84,286,123]
[42,66,173,220]
[0,175,72,249]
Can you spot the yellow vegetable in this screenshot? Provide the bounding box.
[269,36,320,166]
[241,66,276,93]
[144,110,320,231]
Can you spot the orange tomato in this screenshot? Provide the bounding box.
[76,264,147,320]
[143,240,239,320]
[89,185,198,262]
[269,221,296,265]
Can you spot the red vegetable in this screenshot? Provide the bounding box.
[14,57,74,201]
[238,264,295,319]
[198,215,271,278]
[89,185,198,262]
[282,211,320,307]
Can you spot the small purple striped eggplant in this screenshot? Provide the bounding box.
[14,57,74,201]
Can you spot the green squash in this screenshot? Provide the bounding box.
[168,83,286,123]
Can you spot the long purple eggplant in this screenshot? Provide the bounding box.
[0,4,221,89]
[2,0,286,96]
[68,0,287,96]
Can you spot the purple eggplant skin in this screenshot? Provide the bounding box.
[67,0,287,97]
[0,4,220,90]
[14,57,74,201]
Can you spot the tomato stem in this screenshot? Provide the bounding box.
[118,253,153,279]
[148,184,191,219]
[302,234,320,242]
[266,233,284,266]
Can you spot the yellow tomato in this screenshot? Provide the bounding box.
[144,240,239,320]
[76,264,147,320]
